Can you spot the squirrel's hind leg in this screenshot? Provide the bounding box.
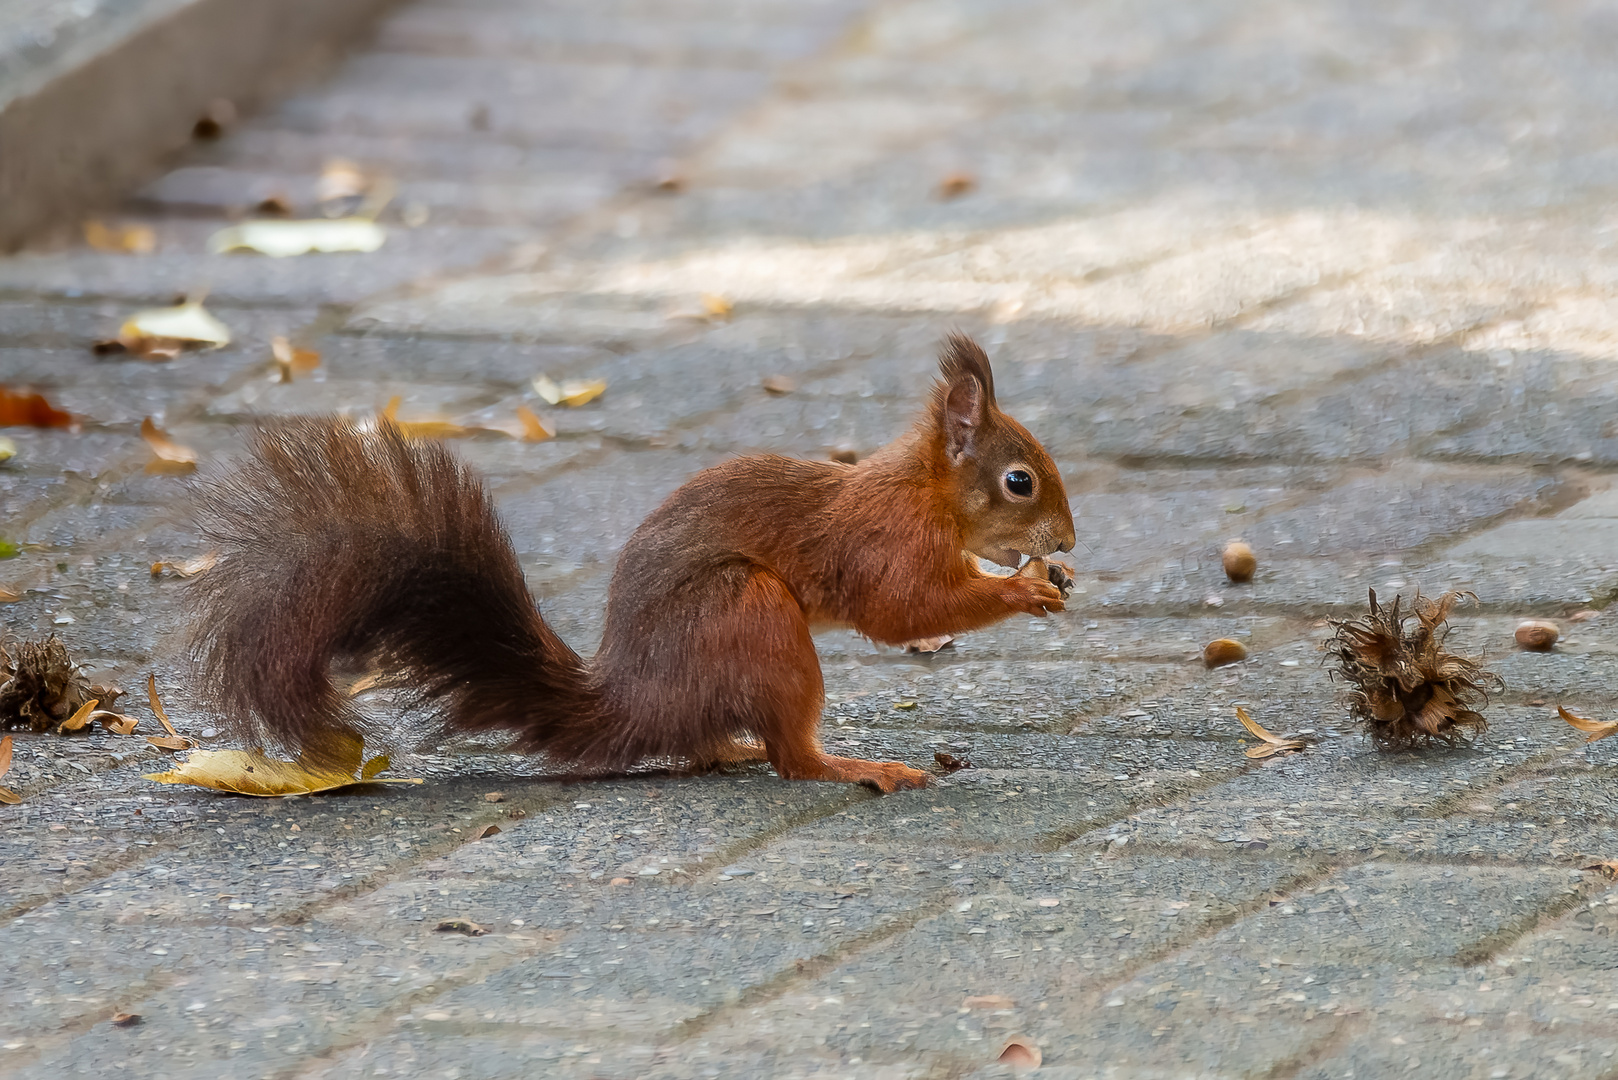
[722,569,929,794]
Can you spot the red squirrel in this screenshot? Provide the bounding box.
[190,334,1076,792]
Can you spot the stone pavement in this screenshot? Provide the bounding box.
[6,0,1618,1076]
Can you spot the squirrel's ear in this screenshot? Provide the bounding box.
[936,333,996,461]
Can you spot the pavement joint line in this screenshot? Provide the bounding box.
[0,965,183,1072]
[1450,875,1603,968]
[1257,1013,1369,1080]
[686,784,875,886]
[2,836,177,924]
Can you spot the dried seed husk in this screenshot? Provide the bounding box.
[1,635,96,732]
[1326,588,1499,750]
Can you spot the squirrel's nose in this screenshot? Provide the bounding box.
[1057,518,1076,553]
[1058,539,1074,553]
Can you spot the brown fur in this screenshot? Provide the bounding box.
[189,334,1075,791]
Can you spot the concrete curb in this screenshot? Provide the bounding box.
[0,0,398,252]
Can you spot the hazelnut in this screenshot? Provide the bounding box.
[1515,620,1559,651]
[1222,541,1257,583]
[1203,638,1248,667]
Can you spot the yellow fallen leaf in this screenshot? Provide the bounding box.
[151,553,217,578]
[120,300,231,349]
[531,375,606,408]
[141,417,198,474]
[1235,705,1305,759]
[1584,861,1618,879]
[145,735,192,751]
[1558,705,1618,743]
[144,733,421,797]
[208,219,386,257]
[84,220,156,254]
[58,698,100,732]
[701,293,733,320]
[0,734,17,803]
[147,675,181,737]
[0,436,14,463]
[271,337,321,383]
[514,404,554,442]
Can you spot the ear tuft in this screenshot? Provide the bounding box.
[938,333,996,404]
[933,333,997,461]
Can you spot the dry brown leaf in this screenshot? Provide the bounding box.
[110,1012,142,1027]
[0,585,21,603]
[1236,706,1304,759]
[0,387,73,428]
[84,220,156,254]
[141,417,198,474]
[0,734,18,803]
[934,751,972,772]
[271,337,321,383]
[472,824,501,840]
[145,735,193,752]
[119,301,231,352]
[997,1035,1041,1071]
[762,375,796,395]
[434,919,487,936]
[151,553,217,578]
[146,674,183,739]
[963,995,1015,1010]
[255,194,293,216]
[937,171,977,199]
[1558,705,1618,743]
[58,698,100,732]
[90,712,139,736]
[483,791,505,803]
[1583,861,1618,879]
[610,876,631,886]
[144,733,420,797]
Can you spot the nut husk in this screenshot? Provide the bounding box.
[1514,620,1559,651]
[1327,589,1499,750]
[1222,541,1256,583]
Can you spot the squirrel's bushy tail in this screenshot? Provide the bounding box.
[189,417,595,766]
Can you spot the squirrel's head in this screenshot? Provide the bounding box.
[931,333,1076,569]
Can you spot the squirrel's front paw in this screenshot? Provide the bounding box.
[1018,557,1075,599]
[1002,573,1065,616]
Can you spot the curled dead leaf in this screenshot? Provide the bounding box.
[531,375,606,408]
[141,418,198,474]
[513,404,555,442]
[762,375,796,396]
[1583,861,1618,879]
[433,920,487,936]
[110,1012,142,1027]
[0,387,73,428]
[1558,705,1618,743]
[997,1035,1041,1071]
[472,824,501,840]
[84,221,155,254]
[483,791,505,803]
[0,584,21,602]
[145,735,194,752]
[0,734,19,804]
[271,337,321,383]
[905,634,954,654]
[151,553,217,578]
[91,712,139,736]
[1235,706,1304,759]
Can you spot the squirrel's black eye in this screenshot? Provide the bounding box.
[1004,469,1034,497]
